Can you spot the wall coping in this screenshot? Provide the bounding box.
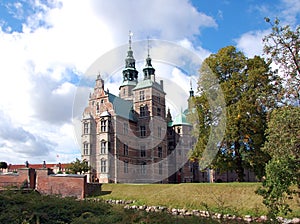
[50,174,86,178]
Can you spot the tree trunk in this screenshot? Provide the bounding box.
[234,141,245,182]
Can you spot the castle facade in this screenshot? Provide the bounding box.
[81,36,197,183]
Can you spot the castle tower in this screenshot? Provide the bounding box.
[131,42,168,182]
[119,31,138,101]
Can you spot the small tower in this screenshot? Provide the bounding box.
[119,31,138,100]
[143,38,155,81]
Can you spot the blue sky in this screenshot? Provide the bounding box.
[0,0,299,165]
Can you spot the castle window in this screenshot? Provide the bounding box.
[158,147,162,158]
[140,126,146,137]
[100,141,106,154]
[177,127,181,134]
[100,160,106,173]
[96,102,100,113]
[101,99,104,103]
[83,123,89,134]
[178,149,181,155]
[124,144,128,156]
[140,106,146,117]
[158,94,161,103]
[123,123,128,134]
[157,107,161,116]
[123,88,126,95]
[139,90,145,101]
[124,161,128,173]
[101,120,106,132]
[158,126,162,138]
[83,143,89,155]
[140,145,146,157]
[159,163,163,175]
[141,162,146,174]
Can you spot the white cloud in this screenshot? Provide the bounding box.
[0,0,215,164]
[91,0,217,42]
[235,30,269,58]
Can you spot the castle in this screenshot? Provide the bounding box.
[80,36,257,183]
[81,35,198,183]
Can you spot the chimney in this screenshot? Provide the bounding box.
[160,80,164,90]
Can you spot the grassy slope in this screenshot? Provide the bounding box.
[100,183,300,218]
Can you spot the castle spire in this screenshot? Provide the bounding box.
[122,31,138,82]
[189,78,194,97]
[143,37,155,80]
[129,30,133,50]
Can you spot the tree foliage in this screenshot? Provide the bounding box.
[257,106,300,218]
[264,17,300,105]
[0,161,8,170]
[67,158,91,174]
[191,46,279,181]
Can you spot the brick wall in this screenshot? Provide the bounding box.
[0,168,33,188]
[0,168,101,199]
[35,168,87,199]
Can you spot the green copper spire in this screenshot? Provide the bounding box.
[143,37,155,80]
[122,31,138,82]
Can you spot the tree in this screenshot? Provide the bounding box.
[67,158,91,175]
[263,17,300,106]
[190,46,279,181]
[257,107,300,219]
[0,161,8,171]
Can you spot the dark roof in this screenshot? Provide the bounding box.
[108,93,135,121]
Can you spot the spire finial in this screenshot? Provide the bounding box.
[189,77,194,97]
[129,30,133,50]
[147,36,150,58]
[97,71,101,80]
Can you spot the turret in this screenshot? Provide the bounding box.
[119,31,138,100]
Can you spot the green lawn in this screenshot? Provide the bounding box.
[99,183,300,218]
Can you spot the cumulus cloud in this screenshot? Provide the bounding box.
[0,0,214,164]
[235,30,269,58]
[91,0,217,42]
[0,109,55,163]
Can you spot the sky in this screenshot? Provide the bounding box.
[0,0,299,165]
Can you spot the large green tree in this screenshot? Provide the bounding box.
[257,107,300,218]
[0,161,8,171]
[190,46,279,181]
[264,17,300,106]
[67,158,91,175]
